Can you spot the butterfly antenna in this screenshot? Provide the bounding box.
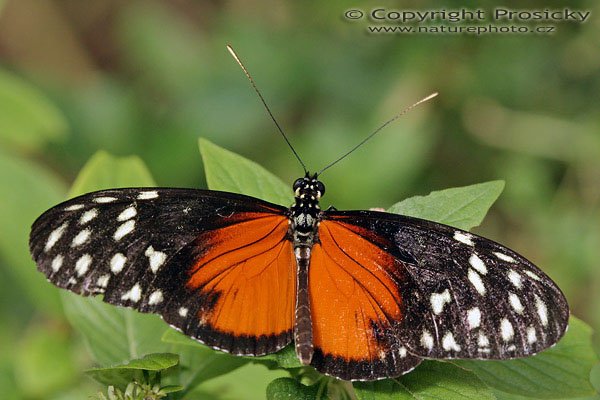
[227,45,308,174]
[317,92,438,176]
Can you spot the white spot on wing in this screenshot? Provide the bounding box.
[137,191,158,200]
[469,253,487,275]
[117,206,137,221]
[478,332,489,348]
[114,220,135,241]
[508,269,522,289]
[399,347,407,358]
[94,196,118,203]
[178,307,188,317]
[494,251,516,263]
[421,330,434,350]
[51,255,63,272]
[110,253,127,274]
[509,292,524,314]
[468,269,486,295]
[97,274,110,288]
[65,204,84,211]
[507,344,516,351]
[148,290,164,305]
[145,246,167,273]
[71,228,91,247]
[467,307,481,329]
[525,270,541,281]
[454,231,474,246]
[75,254,92,276]
[442,332,461,351]
[121,283,142,302]
[45,222,68,251]
[79,209,98,224]
[527,326,537,344]
[430,289,451,315]
[535,295,548,326]
[500,318,514,342]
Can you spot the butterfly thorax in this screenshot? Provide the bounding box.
[288,174,324,248]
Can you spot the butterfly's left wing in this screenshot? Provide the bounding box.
[29,188,296,356]
[322,210,569,362]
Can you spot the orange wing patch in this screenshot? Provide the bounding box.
[309,220,420,379]
[186,213,295,355]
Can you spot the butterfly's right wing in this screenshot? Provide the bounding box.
[29,188,296,356]
[323,210,569,362]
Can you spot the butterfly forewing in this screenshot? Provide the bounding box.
[324,211,569,361]
[29,188,294,355]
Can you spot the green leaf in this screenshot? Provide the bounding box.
[161,329,249,394]
[387,181,505,231]
[266,377,326,400]
[0,68,68,152]
[353,361,495,400]
[69,151,156,195]
[161,329,205,349]
[0,150,65,315]
[256,345,302,369]
[187,362,290,400]
[453,317,598,398]
[88,353,179,372]
[199,138,292,206]
[161,385,185,394]
[86,353,179,391]
[176,347,248,397]
[61,290,170,367]
[61,151,171,367]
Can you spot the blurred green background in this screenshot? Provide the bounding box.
[0,0,599,398]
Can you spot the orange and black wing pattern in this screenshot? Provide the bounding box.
[29,188,296,356]
[323,210,568,366]
[308,218,422,380]
[175,211,295,355]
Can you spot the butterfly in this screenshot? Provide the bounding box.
[28,47,569,381]
[28,175,569,381]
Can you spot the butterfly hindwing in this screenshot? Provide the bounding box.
[323,211,569,361]
[29,188,294,356]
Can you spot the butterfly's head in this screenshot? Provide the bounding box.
[293,173,325,201]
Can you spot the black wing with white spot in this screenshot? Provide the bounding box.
[324,210,569,361]
[29,188,289,343]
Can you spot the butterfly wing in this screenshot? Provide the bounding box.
[308,219,423,380]
[29,188,295,356]
[323,210,569,362]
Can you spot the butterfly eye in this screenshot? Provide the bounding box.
[315,181,325,196]
[293,178,305,192]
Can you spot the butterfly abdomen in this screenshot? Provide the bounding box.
[294,247,313,364]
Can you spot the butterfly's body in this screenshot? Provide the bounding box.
[289,174,324,365]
